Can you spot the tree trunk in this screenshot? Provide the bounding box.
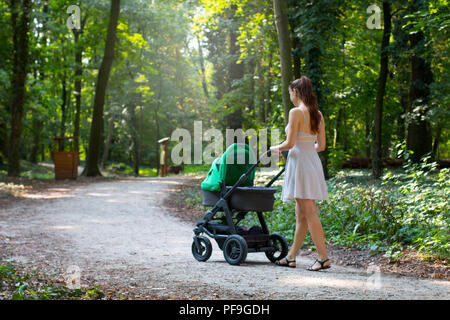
[83,0,120,176]
[60,72,67,138]
[265,51,273,121]
[256,59,265,123]
[154,108,160,176]
[154,72,163,175]
[30,119,41,163]
[30,0,49,164]
[248,59,256,117]
[225,4,244,129]
[289,20,301,80]
[372,1,391,178]
[73,15,87,154]
[273,0,293,125]
[406,28,433,163]
[8,0,31,177]
[128,105,139,177]
[306,47,322,106]
[305,47,328,179]
[432,125,441,160]
[197,36,209,99]
[334,107,343,148]
[397,92,408,142]
[365,105,371,158]
[101,116,114,168]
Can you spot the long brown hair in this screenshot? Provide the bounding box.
[289,76,321,134]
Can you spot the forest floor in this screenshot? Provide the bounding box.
[0,174,449,300]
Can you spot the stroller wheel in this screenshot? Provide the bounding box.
[192,236,212,262]
[265,233,288,263]
[223,235,248,265]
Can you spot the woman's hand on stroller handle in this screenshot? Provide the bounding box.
[262,147,288,160]
[270,146,282,157]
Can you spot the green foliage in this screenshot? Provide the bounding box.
[0,261,105,300]
[323,161,448,261]
[327,144,350,176]
[183,164,210,175]
[0,160,54,179]
[103,162,157,177]
[240,161,449,261]
[1,0,448,175]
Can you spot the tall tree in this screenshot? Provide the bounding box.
[291,0,341,179]
[406,0,433,163]
[8,0,32,176]
[224,4,245,129]
[30,0,49,164]
[197,36,209,99]
[273,0,293,124]
[73,14,88,154]
[372,1,392,178]
[83,0,120,176]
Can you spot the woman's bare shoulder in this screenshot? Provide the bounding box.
[288,107,302,119]
[289,107,302,114]
[318,110,325,122]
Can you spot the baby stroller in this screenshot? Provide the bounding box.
[192,143,289,265]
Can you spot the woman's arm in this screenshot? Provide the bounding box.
[270,108,301,153]
[315,111,326,152]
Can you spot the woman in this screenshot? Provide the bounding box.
[270,76,331,271]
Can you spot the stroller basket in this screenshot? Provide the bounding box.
[202,186,277,212]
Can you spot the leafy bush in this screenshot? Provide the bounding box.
[327,144,350,175]
[241,154,449,262]
[104,162,157,177]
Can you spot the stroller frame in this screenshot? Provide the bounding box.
[192,150,289,265]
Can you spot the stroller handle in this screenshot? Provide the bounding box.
[260,149,288,160]
[221,148,288,200]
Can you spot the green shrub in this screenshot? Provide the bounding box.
[241,154,449,262]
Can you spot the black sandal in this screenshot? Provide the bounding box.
[306,258,331,271]
[275,257,296,268]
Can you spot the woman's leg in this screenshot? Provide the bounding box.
[288,200,308,257]
[277,200,308,266]
[300,199,331,270]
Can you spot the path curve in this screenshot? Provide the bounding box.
[1,176,448,300]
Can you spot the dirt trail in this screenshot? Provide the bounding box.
[0,176,448,300]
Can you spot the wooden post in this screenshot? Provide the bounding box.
[158,137,169,177]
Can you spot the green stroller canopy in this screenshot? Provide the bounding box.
[201,143,257,192]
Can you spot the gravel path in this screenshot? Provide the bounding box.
[1,176,448,300]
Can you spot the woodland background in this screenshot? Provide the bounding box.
[0,0,448,263]
[0,0,448,178]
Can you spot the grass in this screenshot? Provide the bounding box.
[102,162,158,177]
[0,160,55,179]
[183,164,210,175]
[103,162,210,177]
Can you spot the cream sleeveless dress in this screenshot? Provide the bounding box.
[281,106,328,201]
